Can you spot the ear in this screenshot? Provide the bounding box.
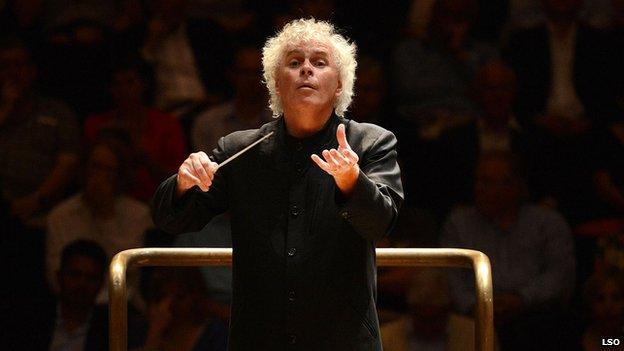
[275,77,281,96]
[335,79,342,97]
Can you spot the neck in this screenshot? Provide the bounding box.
[282,106,333,138]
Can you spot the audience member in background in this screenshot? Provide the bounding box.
[391,0,497,140]
[504,0,612,131]
[142,267,228,351]
[47,139,152,306]
[348,56,390,126]
[503,0,610,225]
[381,268,453,351]
[37,1,116,118]
[8,240,110,351]
[581,270,624,350]
[173,212,233,322]
[140,0,230,116]
[440,152,576,350]
[191,46,270,153]
[0,37,80,310]
[84,59,187,202]
[434,60,534,218]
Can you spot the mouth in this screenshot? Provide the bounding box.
[298,83,317,90]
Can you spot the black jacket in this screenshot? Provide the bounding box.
[151,114,403,350]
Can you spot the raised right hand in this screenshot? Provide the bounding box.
[176,152,218,196]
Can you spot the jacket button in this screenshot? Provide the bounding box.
[288,334,297,344]
[288,290,296,302]
[287,247,297,257]
[341,211,349,219]
[290,205,301,217]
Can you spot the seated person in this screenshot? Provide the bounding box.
[47,138,153,305]
[84,58,187,202]
[141,267,228,351]
[7,240,120,350]
[440,152,576,350]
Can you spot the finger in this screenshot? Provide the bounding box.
[340,148,359,164]
[191,157,211,186]
[336,124,351,150]
[180,168,207,191]
[311,154,332,173]
[322,150,340,169]
[198,157,215,181]
[330,149,349,167]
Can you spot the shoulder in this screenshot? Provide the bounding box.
[520,205,568,227]
[48,194,84,219]
[219,118,279,153]
[344,118,396,151]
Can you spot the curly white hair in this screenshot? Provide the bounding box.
[262,18,357,117]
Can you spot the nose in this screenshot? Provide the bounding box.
[299,59,313,76]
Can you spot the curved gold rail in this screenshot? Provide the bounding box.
[109,248,493,351]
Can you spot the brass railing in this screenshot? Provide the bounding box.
[109,248,493,351]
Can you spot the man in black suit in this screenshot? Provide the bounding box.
[152,18,403,350]
[503,0,613,131]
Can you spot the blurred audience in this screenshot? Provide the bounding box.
[140,0,231,116]
[433,60,536,218]
[391,0,497,140]
[8,240,110,350]
[504,0,612,131]
[348,56,391,126]
[141,267,228,351]
[440,152,576,350]
[47,139,152,305]
[84,58,187,202]
[0,37,80,311]
[191,46,270,153]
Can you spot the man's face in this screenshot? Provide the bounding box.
[474,158,521,217]
[477,64,516,125]
[57,255,105,309]
[275,41,342,114]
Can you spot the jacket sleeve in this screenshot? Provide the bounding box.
[150,138,230,234]
[336,129,404,241]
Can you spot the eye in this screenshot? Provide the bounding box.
[314,59,327,67]
[288,59,300,68]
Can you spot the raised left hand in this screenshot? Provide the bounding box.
[311,124,360,195]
